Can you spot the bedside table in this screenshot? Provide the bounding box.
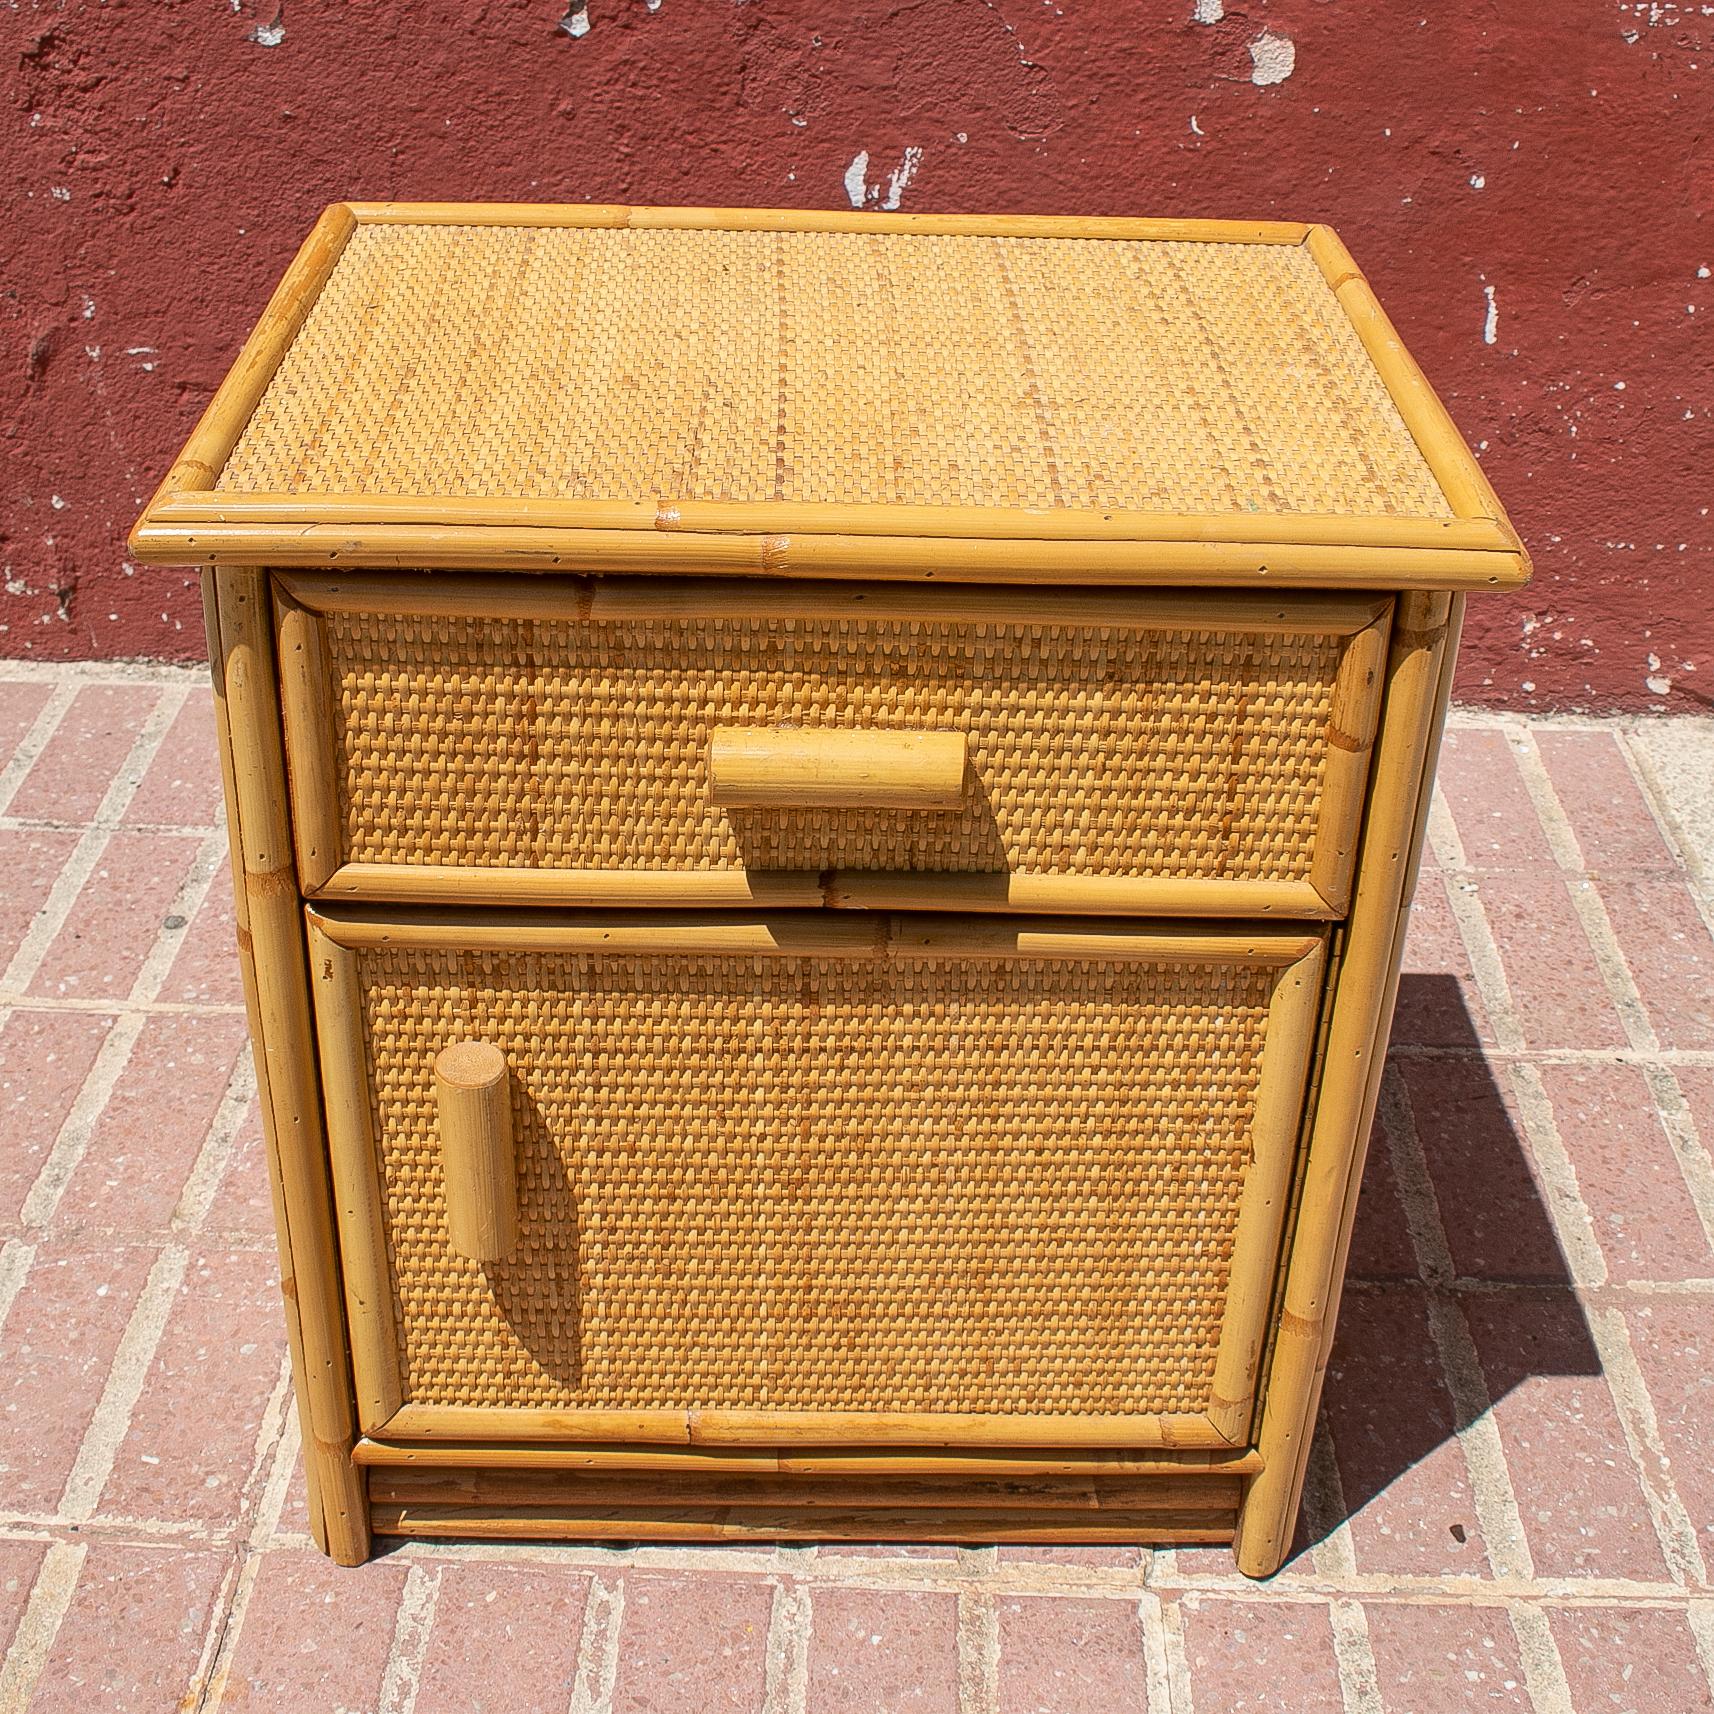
[131,202,1527,1576]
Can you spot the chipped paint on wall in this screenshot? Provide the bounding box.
[1248,32,1295,87]
[1483,285,1499,346]
[1193,0,1224,22]
[843,147,923,211]
[843,150,869,209]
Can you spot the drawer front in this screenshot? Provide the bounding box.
[307,909,1325,1448]
[278,576,1389,917]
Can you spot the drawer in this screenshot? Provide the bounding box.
[306,907,1326,1448]
[277,576,1390,917]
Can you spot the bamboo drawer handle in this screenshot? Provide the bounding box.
[434,1041,517,1262]
[707,727,967,809]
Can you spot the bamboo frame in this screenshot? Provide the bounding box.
[305,907,1324,1451]
[208,568,369,1564]
[349,1438,1265,1477]
[137,520,1525,587]
[307,864,1336,920]
[369,1503,1237,1546]
[366,1468,1238,1512]
[126,203,1530,589]
[273,574,1390,919]
[1232,590,1461,1577]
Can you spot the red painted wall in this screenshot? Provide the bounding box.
[5,1,1709,710]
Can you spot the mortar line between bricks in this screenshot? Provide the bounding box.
[1328,1597,1383,1714]
[0,1511,238,1544]
[252,1381,305,1550]
[0,1538,84,1712]
[16,1010,150,1231]
[181,1549,247,1714]
[124,824,229,1005]
[0,1220,276,1255]
[0,993,248,1018]
[1685,1600,1714,1698]
[0,1240,36,1345]
[219,1354,295,1553]
[1639,1060,1714,1259]
[1508,1599,1575,1714]
[1387,1044,1714,1067]
[0,815,222,837]
[760,1582,811,1714]
[1618,725,1713,896]
[377,1562,442,1714]
[1133,1592,1176,1714]
[56,1244,190,1521]
[170,1049,259,1234]
[379,1540,1714,1606]
[1383,1064,1536,1578]
[1429,854,1525,1054]
[1509,726,1664,1053]
[567,1573,625,1714]
[0,680,186,995]
[1157,1592,1195,1714]
[0,682,79,820]
[190,1540,267,1714]
[1579,1300,1708,1585]
[1426,781,1469,871]
[1501,1060,1610,1288]
[956,1584,999,1714]
[0,662,205,688]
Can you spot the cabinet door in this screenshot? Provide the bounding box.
[308,909,1325,1450]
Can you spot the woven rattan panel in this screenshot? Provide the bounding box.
[219,224,1449,519]
[322,609,1345,880]
[360,945,1279,1415]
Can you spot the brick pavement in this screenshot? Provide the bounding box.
[0,660,1710,1711]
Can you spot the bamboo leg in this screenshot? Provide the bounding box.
[210,567,369,1564]
[1233,590,1460,1578]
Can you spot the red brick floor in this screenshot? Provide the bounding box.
[1,664,1712,1711]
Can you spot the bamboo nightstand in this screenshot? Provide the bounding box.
[131,203,1527,1577]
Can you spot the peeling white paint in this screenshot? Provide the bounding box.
[559,4,590,38]
[1193,0,1224,22]
[1189,114,1204,135]
[1470,173,1486,189]
[1617,1,1714,40]
[1483,284,1498,345]
[843,151,870,209]
[248,12,284,47]
[844,148,924,211]
[882,147,923,211]
[1248,32,1295,86]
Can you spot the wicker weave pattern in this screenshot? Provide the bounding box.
[357,945,1278,1415]
[218,224,1450,520]
[323,610,1344,880]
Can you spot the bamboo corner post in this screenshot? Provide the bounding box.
[434,1042,518,1262]
[134,205,1523,1570]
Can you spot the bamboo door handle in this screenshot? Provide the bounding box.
[707,727,967,809]
[434,1041,517,1262]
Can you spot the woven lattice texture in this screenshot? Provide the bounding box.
[359,945,1278,1414]
[219,223,1450,519]
[321,609,1345,880]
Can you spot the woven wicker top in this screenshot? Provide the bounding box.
[216,220,1452,522]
